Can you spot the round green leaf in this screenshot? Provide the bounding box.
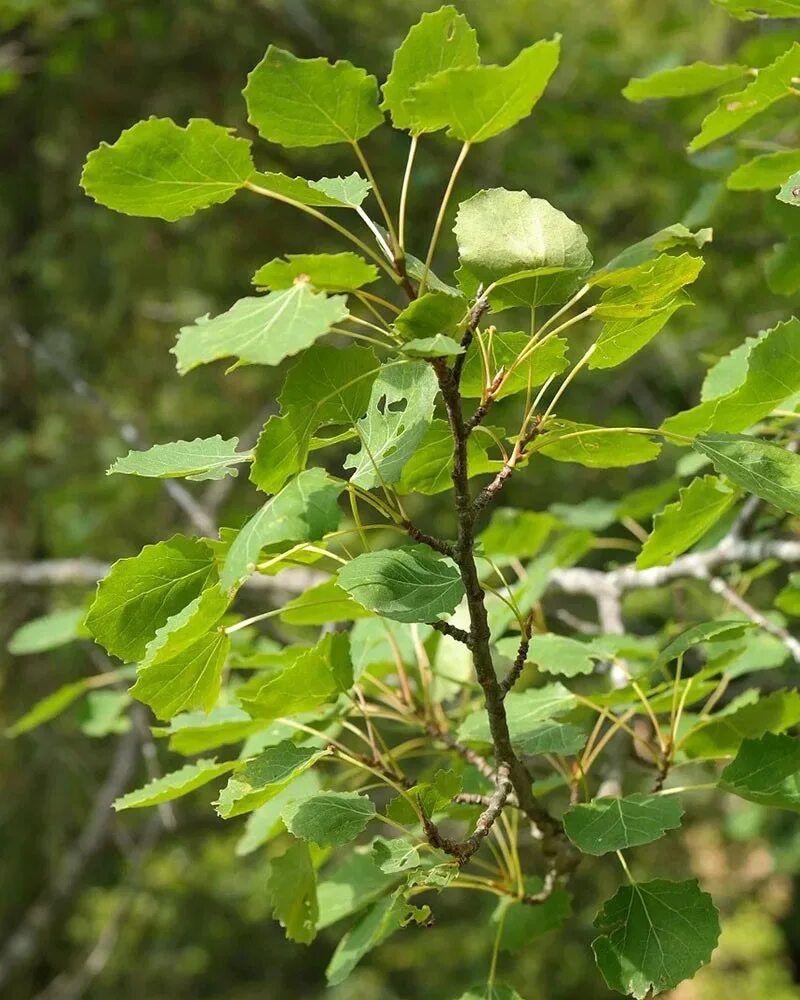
[81,117,253,221]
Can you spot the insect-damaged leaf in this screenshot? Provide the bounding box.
[344,361,439,488]
[108,436,250,481]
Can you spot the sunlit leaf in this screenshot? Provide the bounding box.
[623,62,748,102]
[689,44,800,152]
[108,435,249,481]
[172,284,349,375]
[694,433,800,516]
[407,38,560,142]
[113,758,235,811]
[80,117,253,221]
[636,476,738,569]
[244,46,383,147]
[252,253,379,292]
[382,6,479,132]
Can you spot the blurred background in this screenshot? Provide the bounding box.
[2,1,800,997]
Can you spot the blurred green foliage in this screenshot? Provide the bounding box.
[2,1,800,997]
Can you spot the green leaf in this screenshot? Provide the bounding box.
[326,890,409,985]
[113,758,235,811]
[778,170,800,207]
[623,62,749,102]
[479,509,558,560]
[80,117,253,221]
[344,361,439,488]
[241,632,352,720]
[130,629,229,721]
[221,468,343,590]
[777,573,800,616]
[338,545,465,624]
[267,840,318,945]
[510,720,587,756]
[249,170,371,208]
[537,422,661,468]
[720,733,800,810]
[235,771,321,856]
[455,188,591,286]
[592,879,720,998]
[663,318,800,436]
[728,150,800,191]
[407,38,560,143]
[382,6,479,131]
[694,433,800,516]
[636,476,738,569]
[526,633,601,677]
[162,706,265,755]
[8,608,88,655]
[393,291,466,342]
[85,535,217,662]
[564,794,684,855]
[712,0,800,18]
[371,837,421,874]
[458,683,576,744]
[317,851,400,929]
[108,435,249,481]
[397,418,496,495]
[658,620,753,665]
[172,284,349,375]
[244,46,382,147]
[701,332,765,401]
[252,252,378,292]
[6,679,91,737]
[283,790,376,848]
[683,690,800,759]
[492,879,572,952]
[280,579,373,626]
[593,254,704,319]
[400,335,465,358]
[460,331,569,399]
[139,585,229,673]
[250,344,379,494]
[599,224,712,274]
[215,742,330,819]
[589,296,690,370]
[689,44,800,152]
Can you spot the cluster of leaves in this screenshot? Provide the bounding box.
[9,6,800,998]
[624,0,800,295]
